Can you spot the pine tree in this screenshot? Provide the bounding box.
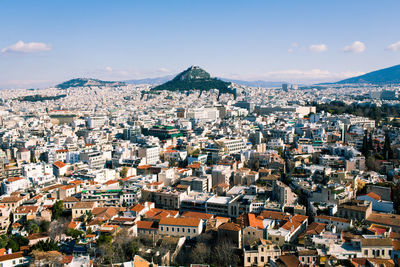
[383,131,393,160]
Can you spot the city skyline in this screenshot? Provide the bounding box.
[1,0,400,88]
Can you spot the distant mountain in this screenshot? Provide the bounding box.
[152,66,235,96]
[335,64,400,84]
[56,78,126,89]
[124,75,173,85]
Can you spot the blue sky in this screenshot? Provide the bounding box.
[1,0,400,88]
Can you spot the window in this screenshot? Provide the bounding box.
[167,227,169,231]
[172,227,174,232]
[161,227,163,231]
[182,228,185,232]
[188,229,190,233]
[177,228,179,232]
[382,250,385,256]
[193,229,196,233]
[364,250,368,256]
[247,257,251,262]
[261,256,264,262]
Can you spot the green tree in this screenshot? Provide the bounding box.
[51,201,64,220]
[39,220,50,233]
[120,167,128,178]
[66,229,84,239]
[0,235,7,248]
[27,221,40,234]
[383,131,393,160]
[98,233,113,245]
[6,240,19,252]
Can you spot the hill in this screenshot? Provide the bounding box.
[151,66,234,96]
[336,64,400,84]
[125,75,173,85]
[56,78,126,89]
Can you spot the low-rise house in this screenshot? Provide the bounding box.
[218,222,242,248]
[243,239,281,267]
[361,238,393,259]
[366,213,400,232]
[71,201,97,219]
[237,213,266,246]
[13,205,39,222]
[0,251,29,267]
[135,221,158,236]
[0,196,24,211]
[337,200,372,221]
[159,217,202,239]
[357,192,394,213]
[315,215,352,231]
[298,249,319,266]
[63,196,79,210]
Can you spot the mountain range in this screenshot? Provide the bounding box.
[54,64,400,89]
[335,64,400,84]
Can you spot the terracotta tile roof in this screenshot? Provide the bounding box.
[298,249,318,256]
[15,205,39,214]
[361,238,393,247]
[69,180,83,185]
[260,210,291,221]
[367,213,400,228]
[0,196,23,203]
[300,222,326,237]
[132,255,150,267]
[367,259,395,267]
[92,207,119,220]
[27,233,48,240]
[53,161,66,168]
[60,184,75,190]
[218,222,241,232]
[315,214,350,223]
[63,196,79,202]
[7,177,24,182]
[159,217,201,227]
[62,255,73,264]
[68,221,80,229]
[181,211,214,220]
[136,221,158,230]
[72,201,95,209]
[104,180,119,186]
[187,163,201,169]
[393,240,400,251]
[277,254,301,267]
[0,252,25,262]
[145,208,178,220]
[130,204,145,213]
[366,192,381,201]
[248,213,264,229]
[138,165,151,170]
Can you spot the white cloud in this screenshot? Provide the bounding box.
[158,67,170,73]
[309,44,328,53]
[343,41,366,53]
[1,41,51,54]
[105,66,113,72]
[386,41,400,52]
[288,43,299,53]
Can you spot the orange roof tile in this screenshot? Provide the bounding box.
[159,217,201,227]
